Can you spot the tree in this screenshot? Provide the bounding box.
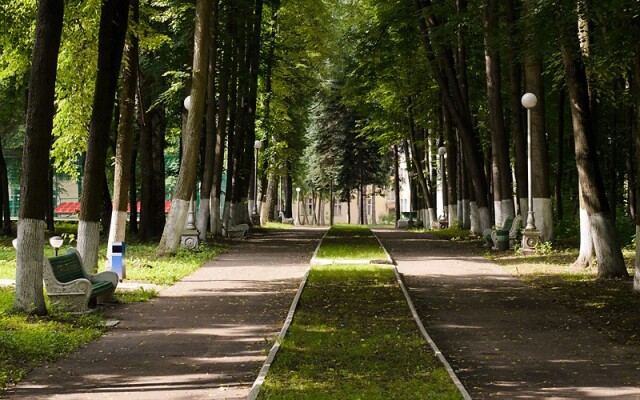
[484,0,514,225]
[14,0,64,315]
[158,0,211,255]
[558,1,627,279]
[77,0,130,272]
[107,0,139,268]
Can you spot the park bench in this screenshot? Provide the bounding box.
[225,223,250,239]
[483,215,522,250]
[43,248,118,313]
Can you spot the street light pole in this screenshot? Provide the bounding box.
[252,140,262,225]
[295,187,301,226]
[438,145,448,229]
[521,92,540,253]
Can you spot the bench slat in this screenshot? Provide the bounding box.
[49,253,86,283]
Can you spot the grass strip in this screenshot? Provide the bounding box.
[257,265,462,400]
[315,224,388,261]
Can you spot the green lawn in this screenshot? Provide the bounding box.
[315,224,388,261]
[258,224,462,399]
[257,265,462,399]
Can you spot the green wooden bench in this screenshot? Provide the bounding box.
[483,215,522,250]
[43,248,118,313]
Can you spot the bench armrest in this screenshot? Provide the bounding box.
[89,270,119,289]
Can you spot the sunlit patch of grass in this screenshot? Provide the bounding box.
[0,287,106,391]
[258,265,462,400]
[315,225,388,261]
[114,287,157,303]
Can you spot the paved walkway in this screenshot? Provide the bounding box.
[375,228,640,400]
[5,227,326,400]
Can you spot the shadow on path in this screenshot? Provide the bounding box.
[375,228,640,400]
[5,228,326,400]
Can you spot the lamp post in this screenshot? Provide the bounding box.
[252,140,262,225]
[49,236,64,256]
[521,92,540,253]
[438,145,448,229]
[180,95,199,249]
[295,187,301,226]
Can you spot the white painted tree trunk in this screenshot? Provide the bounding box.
[496,199,515,225]
[635,225,640,292]
[448,202,458,227]
[574,201,595,268]
[106,210,127,269]
[157,199,189,256]
[197,198,210,241]
[427,207,436,229]
[77,221,101,273]
[590,213,628,278]
[534,197,554,242]
[469,201,479,234]
[15,219,47,314]
[477,206,492,233]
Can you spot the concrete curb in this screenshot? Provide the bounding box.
[393,267,472,400]
[247,267,311,400]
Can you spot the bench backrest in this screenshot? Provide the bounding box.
[48,252,85,283]
[501,216,514,231]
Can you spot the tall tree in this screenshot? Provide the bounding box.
[558,1,627,278]
[15,0,64,315]
[158,0,211,255]
[413,0,492,233]
[107,0,139,268]
[484,0,514,225]
[77,0,130,272]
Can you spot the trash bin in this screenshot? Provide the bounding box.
[495,230,509,251]
[111,241,125,280]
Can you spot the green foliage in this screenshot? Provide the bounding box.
[257,265,463,399]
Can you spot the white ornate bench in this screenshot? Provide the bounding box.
[43,248,118,313]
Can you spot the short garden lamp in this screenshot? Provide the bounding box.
[12,238,17,249]
[183,95,191,111]
[521,92,541,253]
[295,187,301,226]
[49,236,64,256]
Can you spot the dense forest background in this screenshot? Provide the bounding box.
[1,0,640,312]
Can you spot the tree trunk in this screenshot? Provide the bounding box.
[443,105,458,226]
[211,1,231,236]
[484,0,513,225]
[107,0,139,270]
[78,0,130,272]
[393,145,401,227]
[15,0,64,315]
[413,0,491,232]
[505,0,526,217]
[560,15,627,278]
[634,27,640,291]
[556,89,566,220]
[198,0,219,241]
[0,139,11,235]
[158,0,210,255]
